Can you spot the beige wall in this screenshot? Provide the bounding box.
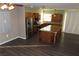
[17,6,26,39]
[0,6,26,45]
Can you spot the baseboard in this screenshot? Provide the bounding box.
[0,36,19,45]
[0,36,26,45]
[19,36,26,40]
[63,32,79,35]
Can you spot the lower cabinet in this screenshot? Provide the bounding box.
[39,31,53,43]
[39,30,61,44]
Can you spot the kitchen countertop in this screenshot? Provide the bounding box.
[40,25,61,32]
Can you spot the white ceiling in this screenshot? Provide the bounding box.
[21,3,79,9]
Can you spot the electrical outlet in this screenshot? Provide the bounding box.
[6,34,9,38]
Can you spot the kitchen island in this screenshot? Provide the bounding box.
[39,25,61,44]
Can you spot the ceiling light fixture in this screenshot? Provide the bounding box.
[8,5,15,10]
[1,4,8,10]
[0,3,15,10]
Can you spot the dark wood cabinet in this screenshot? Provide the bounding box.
[51,13,63,33]
[25,12,33,18]
[39,31,53,43]
[38,13,63,44]
[51,14,63,23]
[39,25,61,44]
[25,12,40,21]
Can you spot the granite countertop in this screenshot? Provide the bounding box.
[40,25,61,32]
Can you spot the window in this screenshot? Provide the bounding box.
[40,9,52,24]
[43,13,52,22]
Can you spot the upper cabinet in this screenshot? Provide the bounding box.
[25,12,40,21]
[51,14,63,24]
[32,13,40,21]
[25,12,33,17]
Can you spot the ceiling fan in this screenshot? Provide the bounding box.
[13,4,24,6]
[0,3,24,10]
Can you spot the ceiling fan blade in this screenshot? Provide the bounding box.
[14,4,24,6]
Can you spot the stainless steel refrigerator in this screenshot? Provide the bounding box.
[25,17,33,39]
